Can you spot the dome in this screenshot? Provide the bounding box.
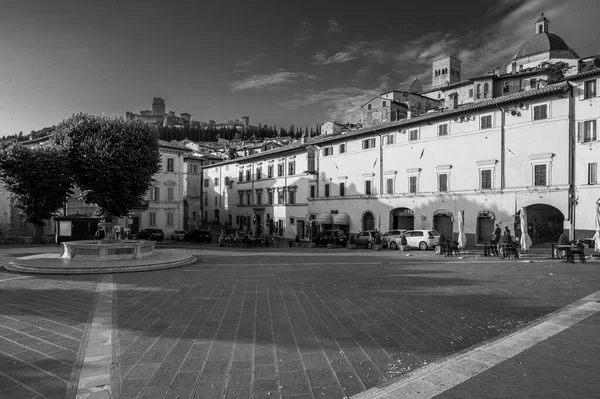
[510,32,577,62]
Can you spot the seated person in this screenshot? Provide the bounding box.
[557,232,570,245]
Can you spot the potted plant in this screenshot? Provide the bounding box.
[399,234,410,251]
[347,234,357,249]
[327,234,337,249]
[372,234,383,250]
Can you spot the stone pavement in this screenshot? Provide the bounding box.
[0,245,599,398]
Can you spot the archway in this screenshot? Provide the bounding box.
[433,209,453,241]
[362,212,375,231]
[516,204,564,245]
[390,208,415,231]
[477,210,495,243]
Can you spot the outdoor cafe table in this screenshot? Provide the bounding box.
[551,244,578,259]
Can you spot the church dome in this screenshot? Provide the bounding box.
[510,32,576,62]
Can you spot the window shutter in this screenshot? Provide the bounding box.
[594,120,598,141]
[578,122,583,143]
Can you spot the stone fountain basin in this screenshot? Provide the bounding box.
[61,240,156,260]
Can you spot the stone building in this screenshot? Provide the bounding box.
[126,97,192,128]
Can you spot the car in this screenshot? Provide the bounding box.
[312,231,348,247]
[170,230,188,241]
[184,229,213,243]
[137,228,164,242]
[400,230,440,250]
[353,230,388,249]
[383,229,407,241]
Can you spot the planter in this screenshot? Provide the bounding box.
[327,243,337,249]
[347,243,358,250]
[372,244,383,251]
[307,242,317,248]
[399,245,411,251]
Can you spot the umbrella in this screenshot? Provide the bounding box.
[519,207,533,252]
[457,210,467,249]
[593,204,600,253]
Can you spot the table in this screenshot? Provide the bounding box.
[551,244,576,259]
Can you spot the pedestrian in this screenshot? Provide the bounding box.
[113,224,121,240]
[438,233,446,255]
[503,226,512,243]
[490,224,501,256]
[95,227,105,240]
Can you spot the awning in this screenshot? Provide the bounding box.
[317,212,333,224]
[333,212,350,225]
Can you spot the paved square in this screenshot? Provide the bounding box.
[1,248,599,398]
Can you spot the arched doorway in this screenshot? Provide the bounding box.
[516,204,564,245]
[362,212,375,231]
[477,210,495,243]
[433,209,453,241]
[390,208,415,230]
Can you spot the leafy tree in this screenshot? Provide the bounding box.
[0,142,73,243]
[54,113,161,222]
[540,61,573,85]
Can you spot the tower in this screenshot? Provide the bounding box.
[536,13,549,34]
[432,56,462,89]
[152,97,166,116]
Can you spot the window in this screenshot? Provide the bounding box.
[166,212,174,226]
[277,164,284,176]
[167,187,174,201]
[481,115,492,129]
[149,212,156,226]
[382,101,386,107]
[368,104,371,110]
[151,187,159,201]
[167,158,174,172]
[277,190,284,204]
[438,173,448,192]
[246,191,252,205]
[534,164,547,186]
[192,165,198,173]
[204,179,209,187]
[438,124,448,136]
[365,180,372,195]
[310,185,316,198]
[204,195,208,206]
[584,80,597,99]
[214,177,219,187]
[481,169,492,189]
[288,161,295,175]
[268,165,273,178]
[214,196,218,206]
[409,129,419,141]
[588,163,598,185]
[579,120,597,142]
[469,88,473,98]
[530,78,537,89]
[476,84,481,99]
[290,217,295,225]
[246,170,251,181]
[533,104,548,120]
[362,138,376,149]
[19,219,28,229]
[288,190,296,204]
[239,171,243,182]
[339,144,346,153]
[386,178,393,194]
[483,83,489,98]
[409,176,417,193]
[256,167,262,180]
[385,134,394,145]
[323,146,333,156]
[339,182,345,197]
[268,190,274,204]
[502,82,509,94]
[239,192,244,205]
[324,184,330,197]
[256,191,262,205]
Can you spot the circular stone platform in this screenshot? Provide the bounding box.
[4,245,196,274]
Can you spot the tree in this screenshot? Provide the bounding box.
[540,61,573,85]
[54,113,161,222]
[0,142,73,243]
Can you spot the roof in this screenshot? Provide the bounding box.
[158,140,193,152]
[510,32,578,62]
[361,96,406,108]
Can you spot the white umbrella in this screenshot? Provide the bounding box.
[519,207,533,252]
[593,204,600,253]
[457,210,467,249]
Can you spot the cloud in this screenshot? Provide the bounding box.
[292,20,312,47]
[327,18,343,33]
[312,40,388,65]
[230,71,316,91]
[235,52,265,68]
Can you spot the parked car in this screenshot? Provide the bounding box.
[184,229,212,243]
[353,230,387,249]
[312,231,348,247]
[400,230,440,250]
[383,229,407,241]
[170,230,188,241]
[137,228,164,242]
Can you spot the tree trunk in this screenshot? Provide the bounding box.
[33,225,44,245]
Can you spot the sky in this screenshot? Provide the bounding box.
[1,0,599,136]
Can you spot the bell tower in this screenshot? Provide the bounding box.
[432,55,462,89]
[536,13,549,34]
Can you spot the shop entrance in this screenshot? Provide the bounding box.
[390,208,415,231]
[516,204,564,245]
[433,210,453,241]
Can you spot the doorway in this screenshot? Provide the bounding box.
[433,211,453,241]
[297,220,305,239]
[362,212,375,231]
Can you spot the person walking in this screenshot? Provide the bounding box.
[95,227,105,240]
[490,224,501,256]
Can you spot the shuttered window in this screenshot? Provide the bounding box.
[578,120,597,142]
[534,164,547,186]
